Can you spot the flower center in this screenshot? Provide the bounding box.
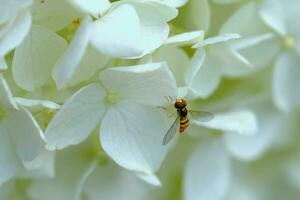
[105,92,121,105]
[0,107,6,121]
[283,35,296,49]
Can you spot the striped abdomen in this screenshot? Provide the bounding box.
[179,116,189,133]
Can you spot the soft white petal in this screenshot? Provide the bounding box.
[232,33,280,70]
[153,46,189,86]
[28,146,94,200]
[90,4,142,58]
[0,126,18,186]
[164,31,204,46]
[184,140,231,200]
[192,33,240,48]
[45,84,106,150]
[224,105,281,161]
[218,47,254,77]
[63,45,109,89]
[220,2,268,36]
[52,17,108,89]
[84,163,149,200]
[0,10,32,57]
[14,97,60,112]
[122,0,178,56]
[137,172,161,186]
[272,52,300,112]
[159,0,188,7]
[194,109,257,135]
[23,150,55,178]
[52,16,92,89]
[0,0,32,23]
[67,0,110,16]
[74,161,98,200]
[100,62,177,107]
[32,0,80,32]
[185,48,206,86]
[0,57,7,70]
[100,101,169,176]
[259,0,288,35]
[5,107,45,162]
[0,75,18,109]
[12,25,67,91]
[189,53,222,98]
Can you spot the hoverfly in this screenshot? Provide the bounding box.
[162,98,214,145]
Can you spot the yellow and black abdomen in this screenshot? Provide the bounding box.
[179,116,189,133]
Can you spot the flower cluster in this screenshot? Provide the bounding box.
[1,0,300,199]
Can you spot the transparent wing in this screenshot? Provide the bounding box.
[162,116,180,145]
[189,110,214,122]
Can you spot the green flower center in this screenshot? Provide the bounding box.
[283,35,296,49]
[105,92,121,105]
[0,107,6,121]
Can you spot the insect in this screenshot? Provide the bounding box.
[162,98,214,145]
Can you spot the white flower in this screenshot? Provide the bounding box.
[53,1,178,89]
[0,75,54,185]
[45,62,177,185]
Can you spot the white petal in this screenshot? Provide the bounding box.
[23,150,55,178]
[53,23,110,89]
[100,62,177,107]
[136,172,161,186]
[164,31,204,46]
[0,57,7,70]
[62,45,109,89]
[159,0,188,8]
[32,0,80,32]
[74,161,98,200]
[192,33,241,48]
[0,127,18,186]
[232,33,280,70]
[84,163,149,200]
[14,97,60,112]
[67,0,110,16]
[0,10,32,57]
[0,75,18,109]
[220,2,268,36]
[259,0,287,35]
[216,47,254,77]
[224,105,281,161]
[153,46,190,86]
[28,147,95,200]
[90,4,143,58]
[184,140,231,200]
[100,101,169,176]
[45,84,106,150]
[0,0,32,23]
[185,48,206,86]
[189,53,222,98]
[5,107,45,162]
[12,25,67,91]
[272,52,300,112]
[124,0,178,56]
[194,109,257,135]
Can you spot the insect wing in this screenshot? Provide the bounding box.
[162,116,180,145]
[189,110,214,122]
